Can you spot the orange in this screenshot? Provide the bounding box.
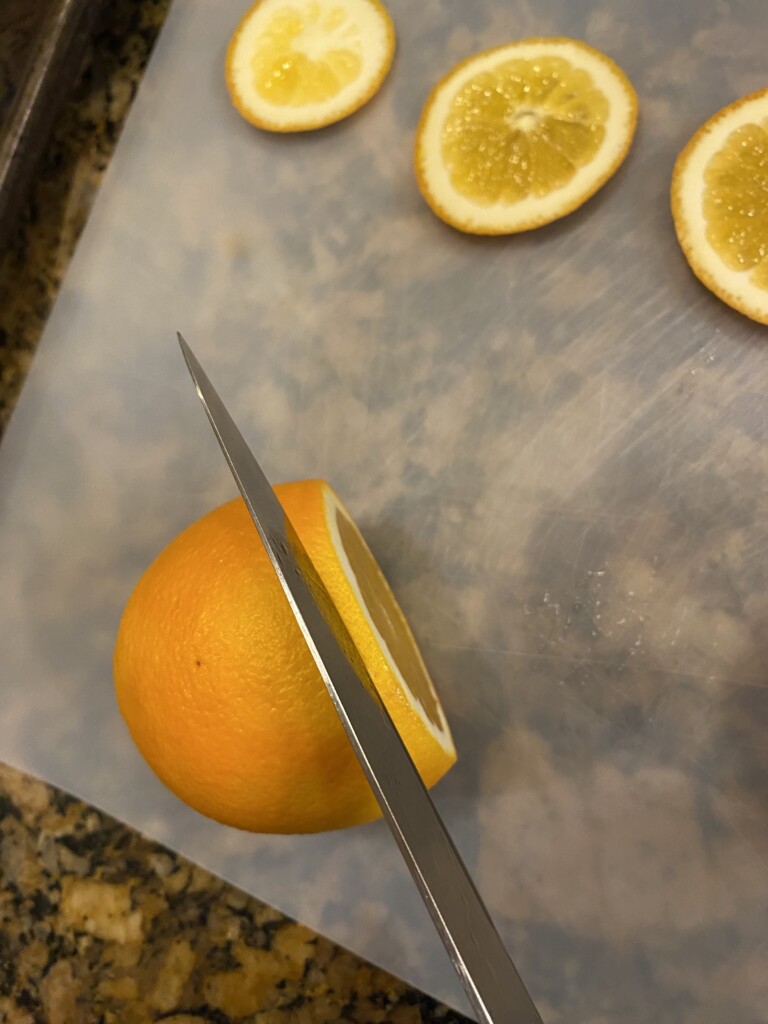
[225,0,395,132]
[671,87,768,325]
[113,480,455,834]
[414,38,638,235]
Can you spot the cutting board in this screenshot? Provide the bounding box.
[2,1,767,1018]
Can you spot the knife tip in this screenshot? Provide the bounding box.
[177,331,195,373]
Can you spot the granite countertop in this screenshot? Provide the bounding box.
[0,762,466,1023]
[0,3,467,1019]
[0,0,172,433]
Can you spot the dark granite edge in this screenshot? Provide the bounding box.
[0,0,173,434]
[0,0,107,248]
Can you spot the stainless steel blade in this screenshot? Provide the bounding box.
[178,333,543,1024]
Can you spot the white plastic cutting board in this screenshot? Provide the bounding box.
[2,1,768,1019]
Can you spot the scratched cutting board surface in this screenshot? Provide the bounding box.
[2,1,768,1018]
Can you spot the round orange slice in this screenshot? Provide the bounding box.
[671,87,768,326]
[414,38,638,235]
[225,0,395,132]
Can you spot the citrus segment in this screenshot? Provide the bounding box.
[672,88,768,324]
[331,502,446,737]
[113,481,455,834]
[226,0,395,132]
[414,38,638,234]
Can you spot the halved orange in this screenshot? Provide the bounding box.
[414,38,638,235]
[225,0,395,132]
[114,481,456,834]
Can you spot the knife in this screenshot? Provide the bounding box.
[178,333,543,1024]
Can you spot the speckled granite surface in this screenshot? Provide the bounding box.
[0,762,467,1022]
[0,0,171,433]
[0,3,467,1020]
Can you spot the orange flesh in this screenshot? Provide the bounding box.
[250,4,362,106]
[441,56,609,205]
[703,116,768,290]
[335,508,442,729]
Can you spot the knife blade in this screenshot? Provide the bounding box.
[178,333,543,1024]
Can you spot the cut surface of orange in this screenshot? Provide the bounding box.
[113,481,455,834]
[414,38,638,235]
[671,88,768,325]
[225,0,395,132]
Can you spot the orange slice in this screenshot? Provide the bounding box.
[225,0,395,132]
[671,87,768,325]
[414,38,638,235]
